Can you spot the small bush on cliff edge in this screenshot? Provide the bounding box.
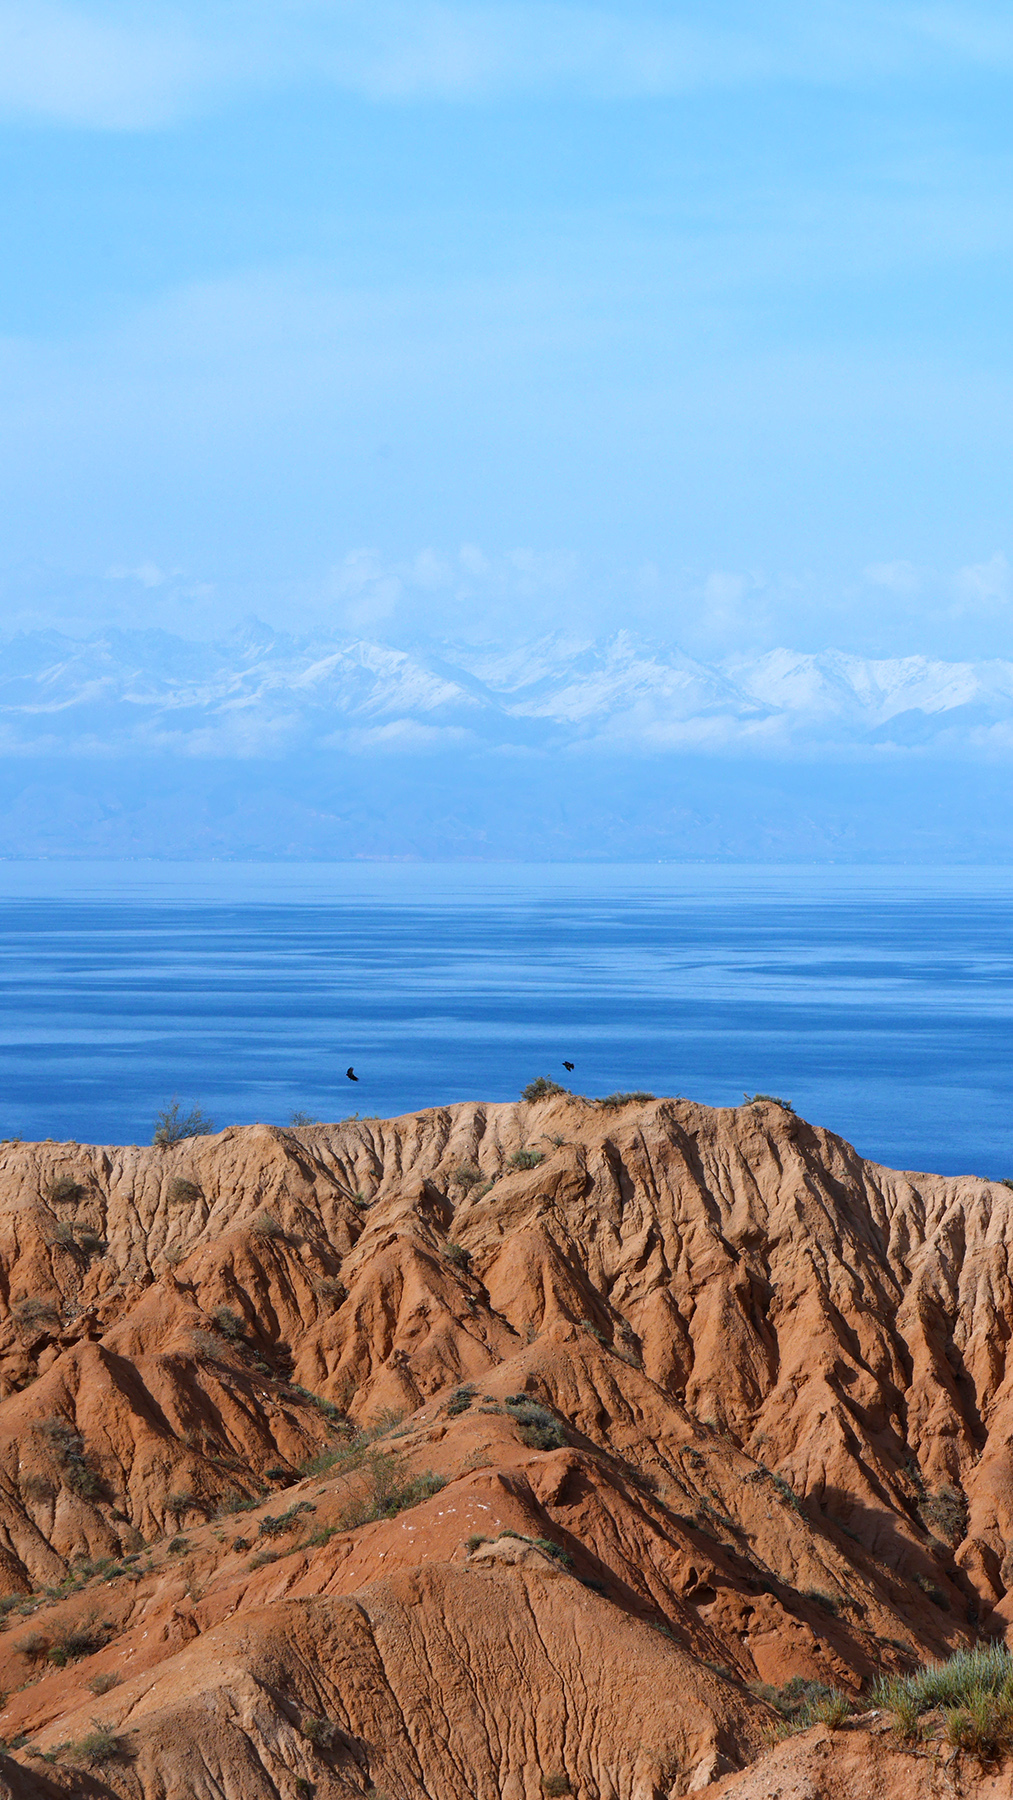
[521,1077,569,1102]
[597,1092,656,1110]
[153,1099,215,1146]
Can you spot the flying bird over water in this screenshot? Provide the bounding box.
[346,1067,359,1081]
[563,1061,574,1071]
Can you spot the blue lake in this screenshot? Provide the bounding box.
[0,861,1011,1177]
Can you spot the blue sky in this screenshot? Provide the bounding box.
[2,1,1013,657]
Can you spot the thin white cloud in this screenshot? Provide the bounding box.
[4,1,1013,129]
[863,560,921,593]
[105,560,169,587]
[953,551,1012,609]
[0,3,203,128]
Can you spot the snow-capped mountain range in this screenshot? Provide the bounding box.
[2,622,1012,758]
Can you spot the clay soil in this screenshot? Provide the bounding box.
[0,1094,1007,1797]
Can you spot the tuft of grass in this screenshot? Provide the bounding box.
[752,1677,853,1734]
[867,1648,1013,1742]
[521,1077,570,1101]
[87,1672,120,1696]
[289,1110,320,1127]
[744,1092,794,1111]
[944,1689,1013,1760]
[509,1148,545,1170]
[532,1537,573,1568]
[303,1524,339,1549]
[770,1471,802,1513]
[597,1091,656,1109]
[166,1535,188,1554]
[443,1242,472,1269]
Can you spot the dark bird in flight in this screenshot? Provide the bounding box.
[563,1061,574,1072]
[346,1067,359,1081]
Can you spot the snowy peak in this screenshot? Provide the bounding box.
[0,626,1011,756]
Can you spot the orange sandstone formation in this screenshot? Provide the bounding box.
[0,1094,1004,1795]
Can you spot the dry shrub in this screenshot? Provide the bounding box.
[46,1175,83,1206]
[504,1396,567,1451]
[210,1305,244,1339]
[520,1077,569,1101]
[301,1714,341,1748]
[919,1484,969,1545]
[166,1490,200,1522]
[66,1723,131,1766]
[48,1616,110,1665]
[35,1418,103,1499]
[337,1452,444,1529]
[314,1276,347,1304]
[21,1473,55,1501]
[250,1211,283,1239]
[152,1100,214,1146]
[167,1176,200,1206]
[12,1297,58,1329]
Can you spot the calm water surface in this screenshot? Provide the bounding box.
[0,862,1011,1177]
